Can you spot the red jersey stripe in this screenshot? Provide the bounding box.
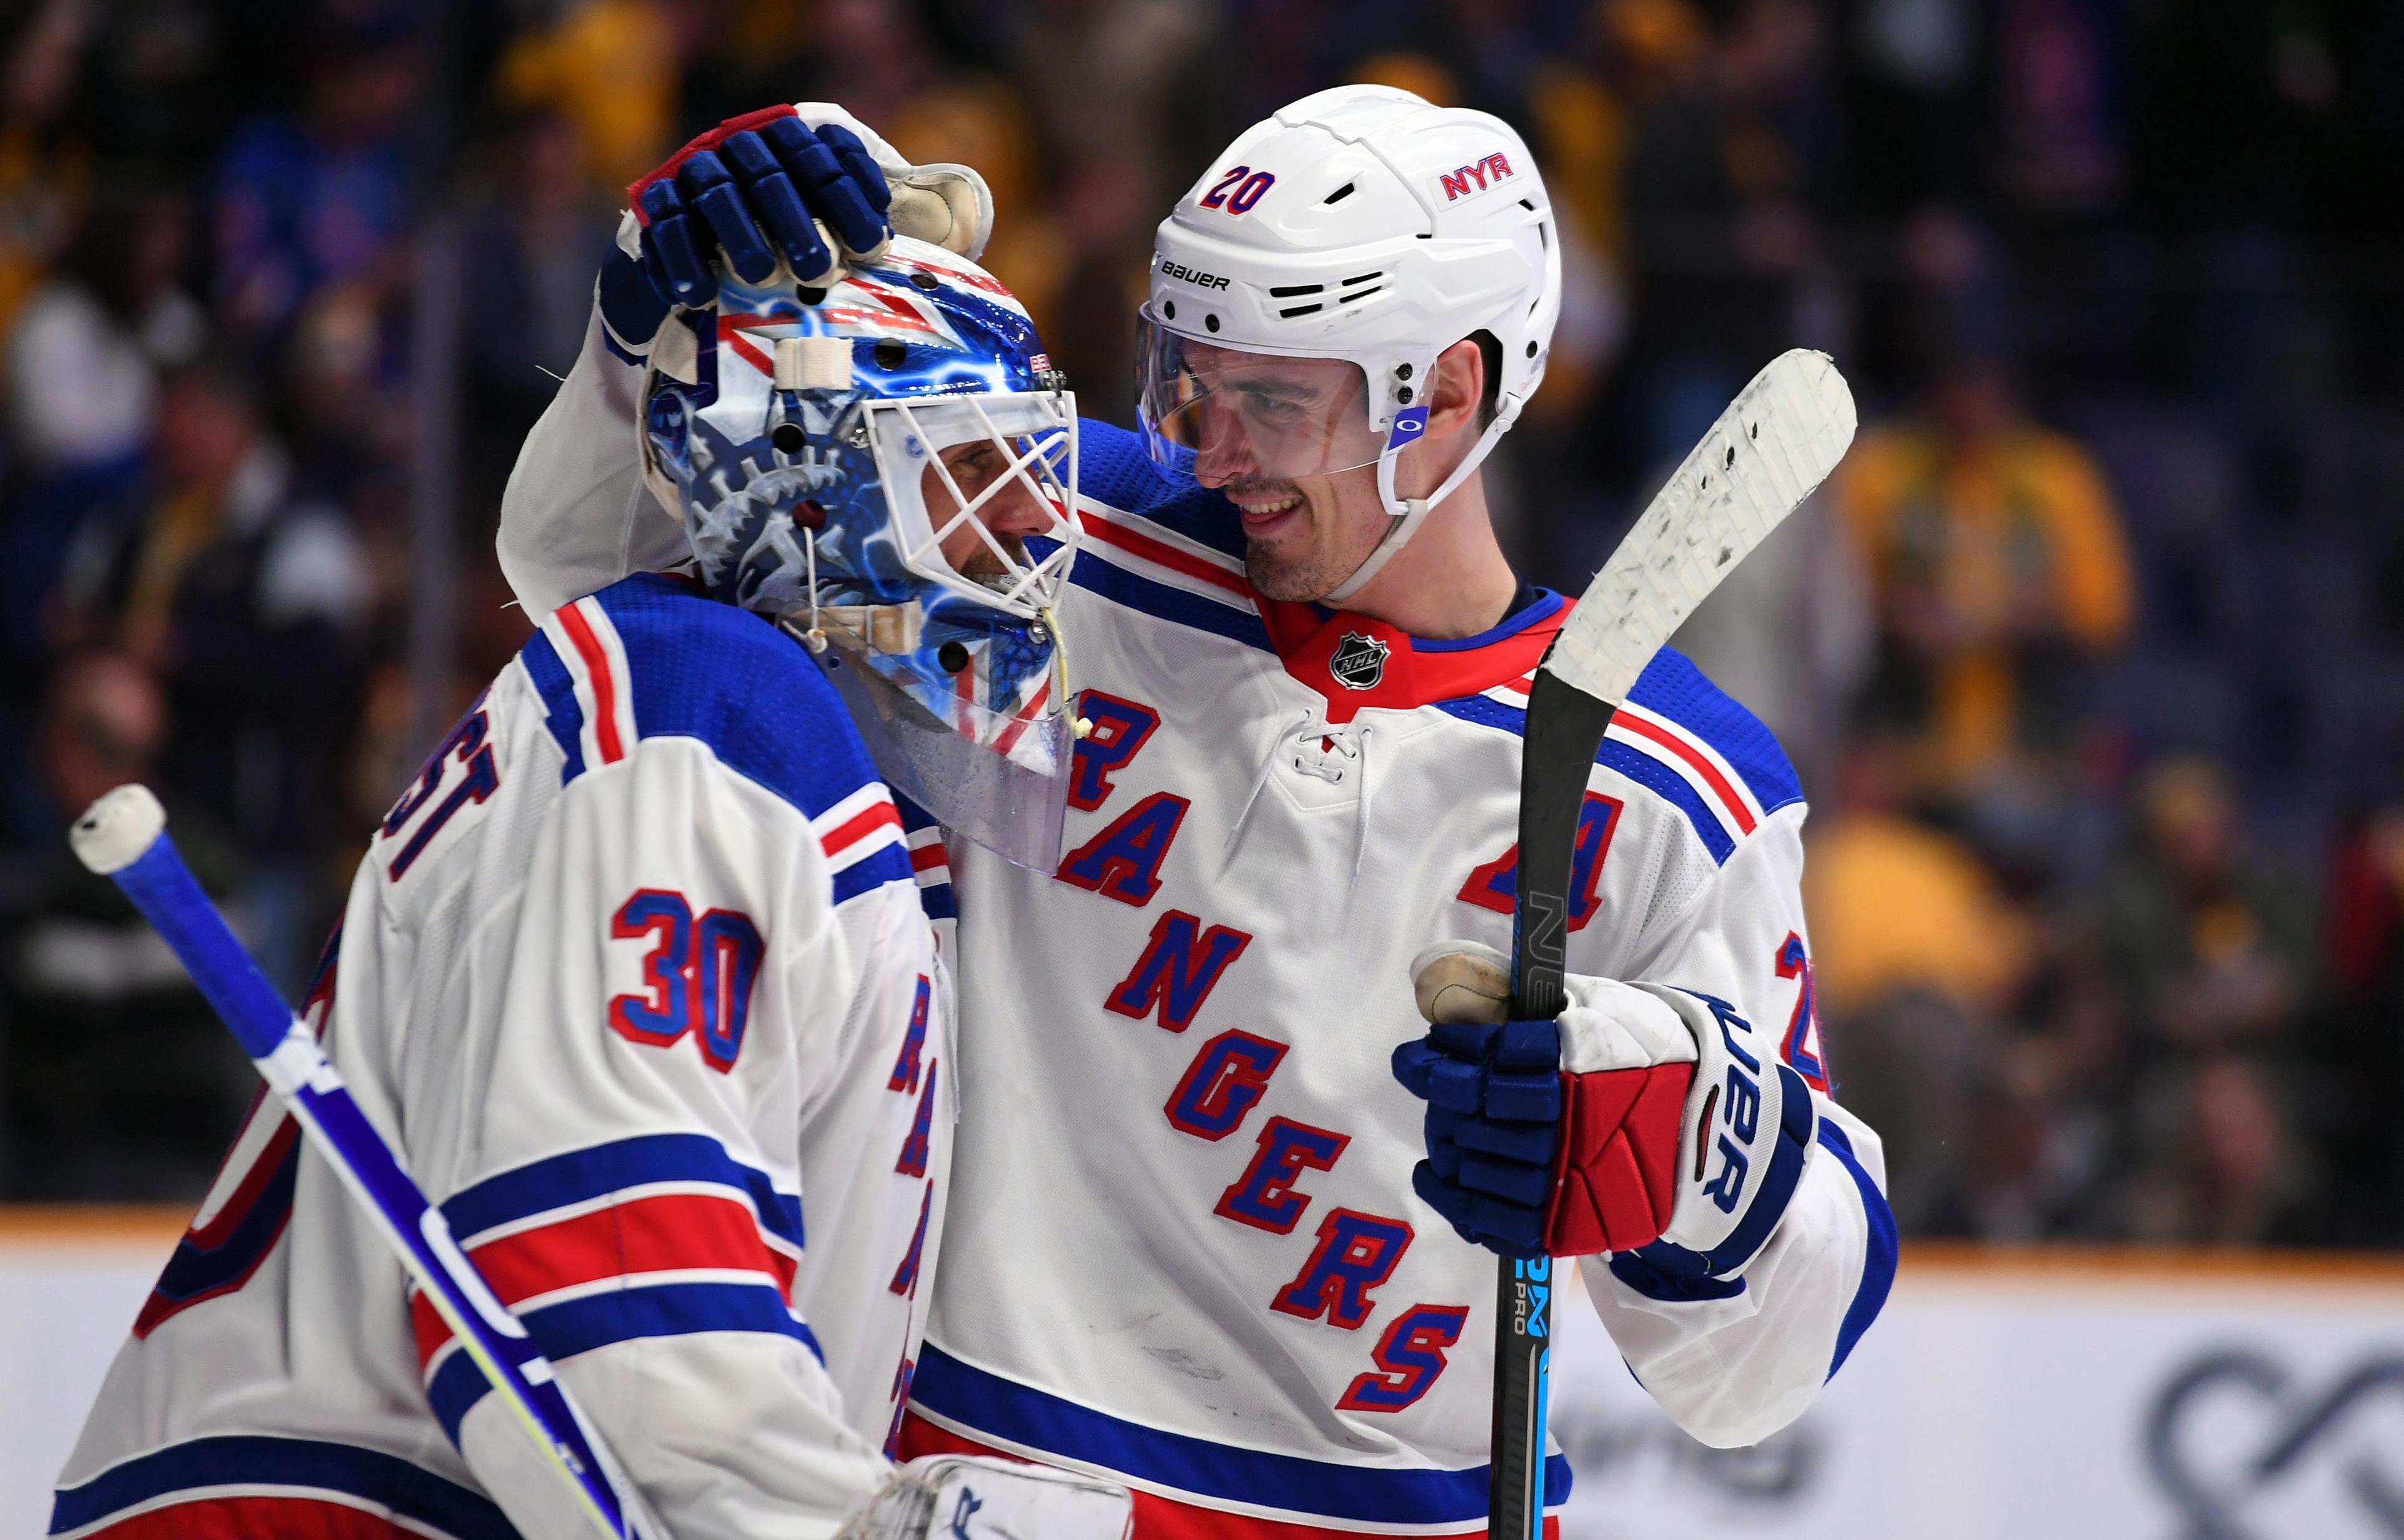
[409,1192,796,1370]
[821,799,905,860]
[1082,511,1253,599]
[910,843,948,873]
[554,602,627,764]
[76,1494,434,1539]
[1613,711,1757,835]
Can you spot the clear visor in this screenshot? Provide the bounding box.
[823,638,1075,874]
[865,391,1080,619]
[1135,314,1387,483]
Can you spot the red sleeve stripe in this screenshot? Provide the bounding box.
[1081,508,1253,600]
[821,799,906,865]
[553,600,629,765]
[409,1191,796,1372]
[1609,709,1759,835]
[909,843,948,873]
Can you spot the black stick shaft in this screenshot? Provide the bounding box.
[1492,669,1620,1540]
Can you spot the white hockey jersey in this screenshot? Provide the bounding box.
[496,309,1898,1537]
[53,575,952,1540]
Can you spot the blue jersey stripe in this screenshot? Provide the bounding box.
[50,1435,518,1540]
[912,1345,1572,1523]
[518,633,587,784]
[424,1349,489,1447]
[1077,421,1248,561]
[1819,1121,1898,1379]
[1413,588,1565,652]
[1625,648,1804,815]
[1432,692,1740,864]
[441,1132,803,1254]
[917,882,958,921]
[426,1283,824,1442]
[831,843,915,906]
[1070,550,1274,652]
[527,1279,823,1362]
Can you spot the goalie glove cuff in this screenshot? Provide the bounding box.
[838,1454,1133,1540]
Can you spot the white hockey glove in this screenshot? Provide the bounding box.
[838,1454,1133,1540]
[1394,942,1816,1281]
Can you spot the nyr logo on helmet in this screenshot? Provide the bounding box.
[1330,632,1390,691]
[1439,153,1517,203]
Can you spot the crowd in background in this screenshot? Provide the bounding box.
[0,0,2398,1250]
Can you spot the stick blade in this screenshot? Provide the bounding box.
[1546,349,1856,706]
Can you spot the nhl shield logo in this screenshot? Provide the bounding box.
[1330,632,1390,691]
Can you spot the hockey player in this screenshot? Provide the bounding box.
[499,94,1896,1536]
[51,217,1134,1539]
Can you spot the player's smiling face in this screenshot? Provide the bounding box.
[1179,349,1390,602]
[1184,340,1486,604]
[1209,464,1393,604]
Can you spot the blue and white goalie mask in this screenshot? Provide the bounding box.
[639,237,1083,871]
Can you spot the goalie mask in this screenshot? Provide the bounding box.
[640,236,1082,871]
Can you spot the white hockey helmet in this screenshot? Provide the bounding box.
[1136,85,1561,601]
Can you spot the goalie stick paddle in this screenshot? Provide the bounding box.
[69,784,669,1540]
[1489,349,1856,1540]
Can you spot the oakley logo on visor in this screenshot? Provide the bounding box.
[1387,406,1429,448]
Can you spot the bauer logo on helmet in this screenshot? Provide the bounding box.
[1159,260,1233,292]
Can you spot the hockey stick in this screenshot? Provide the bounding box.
[1488,349,1856,1540]
[69,784,669,1540]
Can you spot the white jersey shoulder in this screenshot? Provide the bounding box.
[55,573,952,1540]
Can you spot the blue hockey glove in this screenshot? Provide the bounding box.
[627,103,893,307]
[1393,1016,1563,1258]
[1397,942,1823,1275]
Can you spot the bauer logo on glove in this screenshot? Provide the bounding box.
[1394,940,1818,1275]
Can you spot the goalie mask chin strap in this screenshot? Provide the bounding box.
[1321,399,1519,606]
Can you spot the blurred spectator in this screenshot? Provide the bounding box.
[1836,356,2134,803]
[2318,808,2404,1242]
[883,77,1071,342]
[1037,153,1156,431]
[0,650,249,1198]
[212,11,419,349]
[54,357,366,992]
[1842,0,1980,215]
[1806,732,2035,1019]
[0,193,203,846]
[2118,1055,2327,1246]
[495,0,681,194]
[0,0,92,341]
[1007,0,1212,208]
[1802,729,2033,1230]
[462,108,617,501]
[6,193,201,480]
[1991,0,2125,220]
[2085,756,2314,1065]
[1618,0,1835,466]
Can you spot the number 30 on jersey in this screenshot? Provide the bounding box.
[608,889,765,1073]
